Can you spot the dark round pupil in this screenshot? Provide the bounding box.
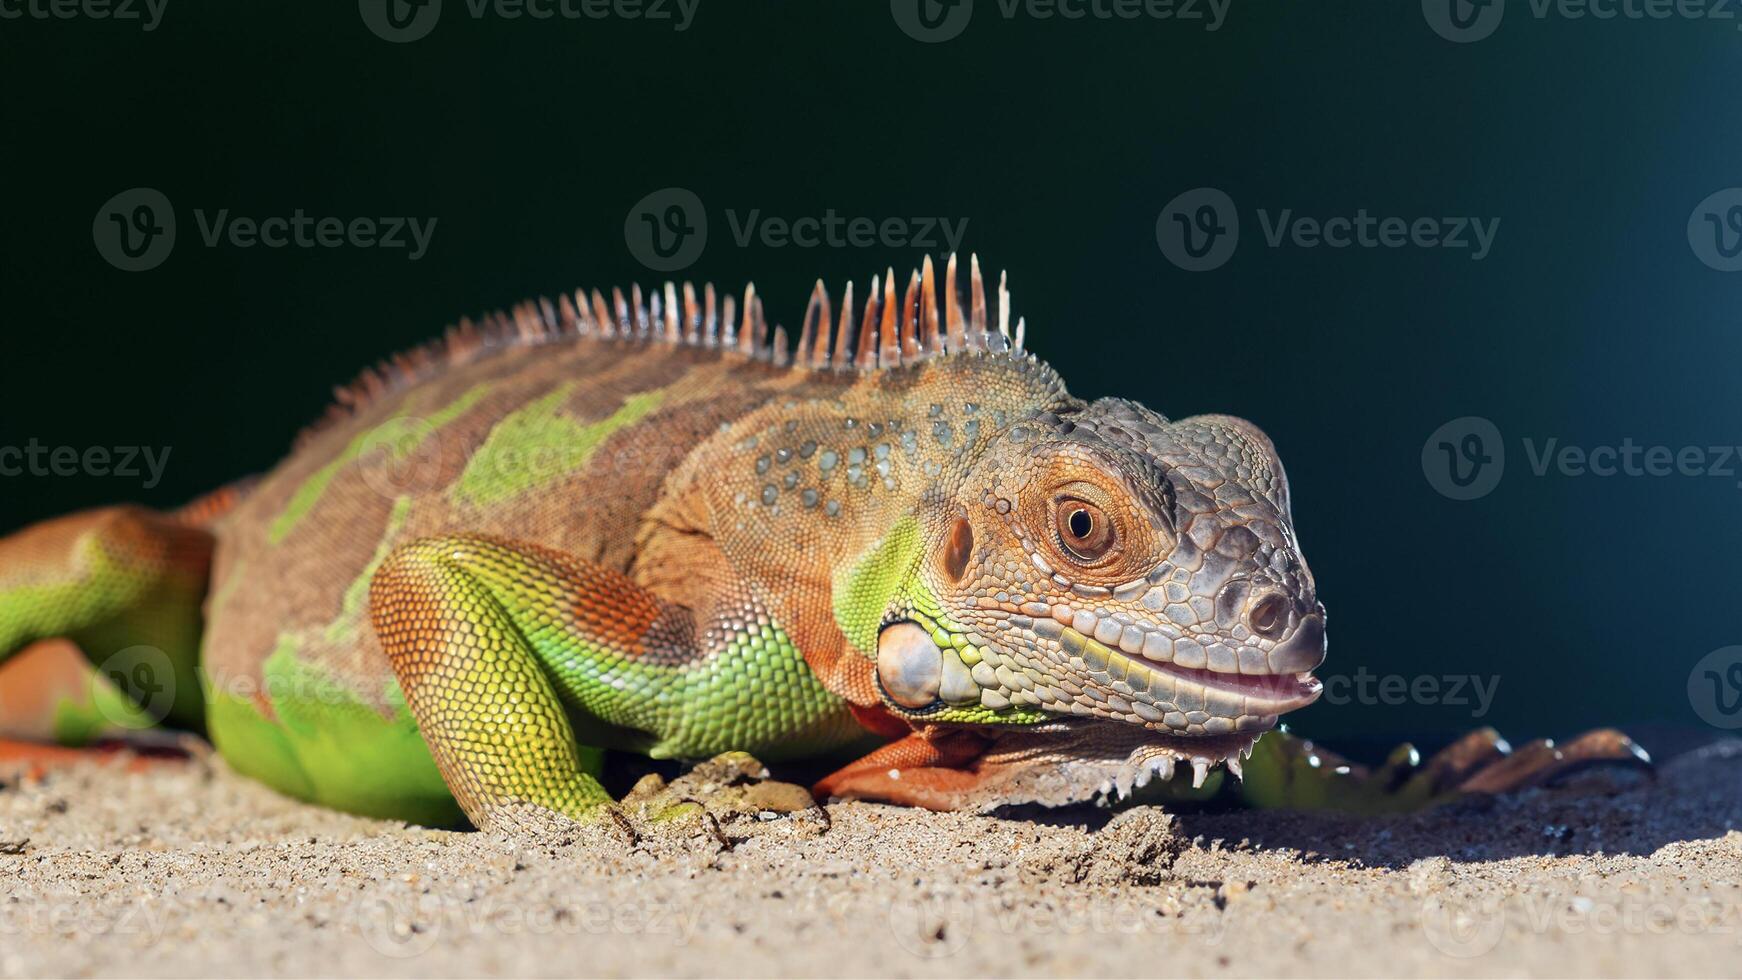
[1067,508,1093,540]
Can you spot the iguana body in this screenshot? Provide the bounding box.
[0,256,1644,831]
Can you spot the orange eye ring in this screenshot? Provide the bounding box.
[1054,498,1115,563]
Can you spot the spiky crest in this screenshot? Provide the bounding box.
[300,253,1032,447]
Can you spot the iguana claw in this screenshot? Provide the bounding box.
[622,752,824,829]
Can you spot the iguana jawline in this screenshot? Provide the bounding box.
[1061,626,1323,718]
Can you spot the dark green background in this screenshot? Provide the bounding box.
[4,1,1739,750]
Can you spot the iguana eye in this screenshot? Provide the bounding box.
[1054,498,1114,563]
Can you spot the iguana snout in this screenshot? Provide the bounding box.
[885,398,1325,767]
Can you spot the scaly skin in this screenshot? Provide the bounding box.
[0,256,1648,831]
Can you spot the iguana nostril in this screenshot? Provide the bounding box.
[1247,593,1289,638]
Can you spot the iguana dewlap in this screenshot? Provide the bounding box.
[0,255,1645,831]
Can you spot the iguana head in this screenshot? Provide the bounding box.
[870,399,1325,806]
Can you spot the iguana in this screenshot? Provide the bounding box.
[0,255,1646,832]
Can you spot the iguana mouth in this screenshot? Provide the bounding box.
[1057,626,1322,729]
[1152,660,1322,712]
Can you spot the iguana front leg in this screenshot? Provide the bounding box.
[369,533,854,833]
[369,536,618,831]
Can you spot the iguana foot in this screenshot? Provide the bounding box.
[812,728,994,810]
[818,724,1652,816]
[476,752,825,845]
[1235,727,1652,813]
[623,751,823,828]
[1418,726,1651,795]
[815,724,1249,811]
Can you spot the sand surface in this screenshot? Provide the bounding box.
[1,739,1739,978]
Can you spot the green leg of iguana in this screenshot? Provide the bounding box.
[369,536,614,831]
[1229,726,1651,814]
[369,534,855,833]
[0,507,211,735]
